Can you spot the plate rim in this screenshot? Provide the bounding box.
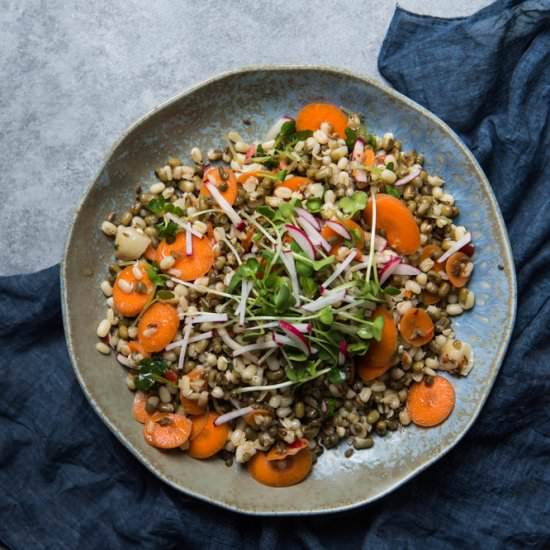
[61,64,517,515]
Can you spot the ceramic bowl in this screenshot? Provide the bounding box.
[62,66,516,515]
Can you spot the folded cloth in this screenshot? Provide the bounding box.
[1,1,549,548]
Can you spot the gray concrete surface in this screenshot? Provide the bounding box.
[0,0,491,275]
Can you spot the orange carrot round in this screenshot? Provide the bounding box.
[157,232,215,282]
[364,194,420,255]
[420,244,443,272]
[201,166,239,206]
[277,176,311,192]
[190,412,209,441]
[358,307,397,370]
[132,391,151,424]
[112,263,154,317]
[248,448,313,487]
[266,438,309,461]
[137,303,179,353]
[363,147,375,167]
[187,412,229,459]
[357,363,392,382]
[296,103,348,138]
[399,307,434,347]
[143,412,192,449]
[144,244,159,263]
[407,376,455,427]
[180,367,207,416]
[445,252,472,288]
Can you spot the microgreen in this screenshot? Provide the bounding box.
[305,198,322,213]
[384,185,401,198]
[145,263,168,287]
[338,191,368,217]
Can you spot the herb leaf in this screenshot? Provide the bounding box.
[145,263,168,287]
[338,191,368,217]
[147,197,184,217]
[328,367,346,384]
[136,358,169,391]
[305,198,322,213]
[384,185,401,198]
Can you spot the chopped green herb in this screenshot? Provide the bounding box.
[384,185,401,198]
[305,198,322,213]
[147,197,184,217]
[135,358,169,391]
[145,263,168,287]
[328,367,346,384]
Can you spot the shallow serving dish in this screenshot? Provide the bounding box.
[61,66,516,515]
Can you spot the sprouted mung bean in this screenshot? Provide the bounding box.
[96,103,475,487]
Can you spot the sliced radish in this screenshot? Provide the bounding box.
[187,313,228,324]
[273,332,317,354]
[185,226,193,256]
[188,331,214,344]
[352,138,365,162]
[205,180,245,230]
[395,167,421,187]
[177,323,192,370]
[325,220,351,240]
[245,144,256,162]
[379,256,401,285]
[296,208,321,230]
[214,406,255,426]
[297,218,331,253]
[302,289,346,312]
[437,233,472,264]
[236,280,253,325]
[285,224,316,260]
[281,250,301,306]
[393,264,421,276]
[338,340,348,366]
[321,248,357,291]
[364,231,387,251]
[232,340,277,357]
[278,321,310,354]
[265,116,294,141]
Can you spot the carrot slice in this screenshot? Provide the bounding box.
[180,367,207,416]
[128,340,150,357]
[112,263,154,317]
[399,307,434,347]
[132,391,151,424]
[420,244,443,272]
[190,412,209,441]
[364,194,420,255]
[143,412,192,449]
[363,148,375,168]
[187,412,229,459]
[201,166,238,206]
[358,363,391,382]
[144,244,159,263]
[157,232,214,282]
[266,438,309,461]
[137,303,179,353]
[295,103,348,138]
[446,252,472,288]
[248,448,313,487]
[407,376,455,427]
[358,306,397,369]
[277,176,312,192]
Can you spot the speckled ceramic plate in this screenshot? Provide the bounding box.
[61,66,516,515]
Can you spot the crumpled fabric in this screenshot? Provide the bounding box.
[1,1,549,548]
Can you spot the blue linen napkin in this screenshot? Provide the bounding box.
[1,1,549,547]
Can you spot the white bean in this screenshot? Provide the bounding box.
[96,319,111,338]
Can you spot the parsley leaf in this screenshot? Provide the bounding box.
[338,191,368,217]
[136,358,169,391]
[384,185,401,198]
[147,197,184,217]
[328,367,346,384]
[155,219,179,242]
[145,263,168,287]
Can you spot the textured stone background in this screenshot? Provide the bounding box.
[0,0,490,275]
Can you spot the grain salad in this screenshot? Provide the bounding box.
[96,102,476,487]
